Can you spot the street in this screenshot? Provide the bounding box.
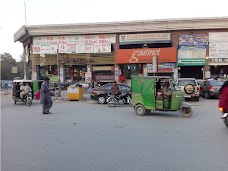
[1,94,228,171]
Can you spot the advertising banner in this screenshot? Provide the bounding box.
[147,63,175,73]
[116,47,177,64]
[33,34,116,54]
[93,44,102,53]
[75,44,85,53]
[178,47,206,59]
[209,32,228,42]
[209,42,228,58]
[85,44,94,53]
[179,34,194,46]
[49,45,58,54]
[179,34,208,46]
[119,33,171,44]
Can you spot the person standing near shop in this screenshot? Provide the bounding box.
[40,77,53,114]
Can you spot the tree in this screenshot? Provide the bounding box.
[17,55,24,79]
[0,53,18,80]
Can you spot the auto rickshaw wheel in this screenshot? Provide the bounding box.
[135,104,146,116]
[181,107,193,117]
[14,99,16,104]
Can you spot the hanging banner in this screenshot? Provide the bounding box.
[33,34,116,54]
[75,44,85,53]
[179,34,208,46]
[85,44,94,53]
[49,45,58,54]
[66,44,76,53]
[33,45,41,54]
[209,42,228,58]
[102,44,111,52]
[94,44,102,53]
[209,32,228,42]
[40,45,50,54]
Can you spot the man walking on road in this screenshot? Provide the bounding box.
[40,77,53,114]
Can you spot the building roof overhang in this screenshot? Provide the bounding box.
[14,16,228,43]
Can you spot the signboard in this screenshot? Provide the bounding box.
[179,34,208,46]
[49,75,59,82]
[12,67,18,73]
[119,33,171,44]
[93,66,114,71]
[209,58,228,65]
[147,63,175,73]
[209,32,228,42]
[178,47,206,59]
[209,42,228,58]
[33,34,116,54]
[116,47,177,64]
[178,59,206,66]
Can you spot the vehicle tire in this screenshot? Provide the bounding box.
[135,104,146,116]
[180,107,193,117]
[224,117,228,128]
[107,97,117,107]
[204,92,210,99]
[184,84,195,95]
[14,99,16,105]
[98,95,106,104]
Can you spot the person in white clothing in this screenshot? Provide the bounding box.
[20,82,31,98]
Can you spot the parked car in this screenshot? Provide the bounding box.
[176,78,200,101]
[200,80,224,99]
[90,83,131,104]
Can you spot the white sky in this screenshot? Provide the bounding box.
[0,0,228,62]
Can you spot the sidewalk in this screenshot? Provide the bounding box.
[1,90,91,101]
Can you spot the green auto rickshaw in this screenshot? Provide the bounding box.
[131,76,193,117]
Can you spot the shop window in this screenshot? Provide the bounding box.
[120,64,142,79]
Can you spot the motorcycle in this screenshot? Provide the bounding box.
[219,107,228,128]
[107,92,132,107]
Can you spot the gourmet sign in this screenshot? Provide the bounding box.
[116,47,177,64]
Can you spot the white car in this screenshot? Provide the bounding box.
[176,78,200,101]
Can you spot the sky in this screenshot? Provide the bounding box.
[0,0,228,62]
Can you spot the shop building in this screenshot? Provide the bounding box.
[116,33,176,83]
[14,17,228,83]
[208,32,228,79]
[177,34,208,79]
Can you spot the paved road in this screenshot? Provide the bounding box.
[1,94,228,171]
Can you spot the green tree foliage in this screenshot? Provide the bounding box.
[0,53,24,80]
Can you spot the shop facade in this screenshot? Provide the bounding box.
[31,34,116,84]
[14,17,228,82]
[116,46,177,84]
[177,34,208,79]
[116,33,176,83]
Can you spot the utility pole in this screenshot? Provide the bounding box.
[24,1,27,25]
[56,49,61,97]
